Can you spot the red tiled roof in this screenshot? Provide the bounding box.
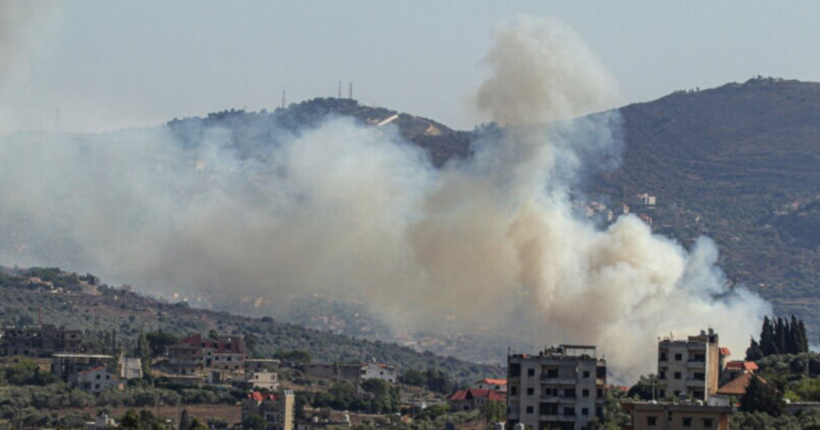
[717,373,766,396]
[248,392,276,401]
[78,367,106,375]
[449,388,505,402]
[725,361,758,371]
[719,347,732,356]
[478,378,507,386]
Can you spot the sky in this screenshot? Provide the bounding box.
[5,1,820,133]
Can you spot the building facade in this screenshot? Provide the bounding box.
[360,363,397,383]
[449,388,505,412]
[167,333,248,377]
[1,325,83,357]
[242,391,295,430]
[621,401,731,430]
[657,330,720,401]
[507,345,607,430]
[71,367,124,394]
[475,378,508,393]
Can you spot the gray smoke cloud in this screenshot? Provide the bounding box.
[0,16,769,380]
[0,0,61,133]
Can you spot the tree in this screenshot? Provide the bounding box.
[480,400,505,427]
[627,374,657,400]
[740,376,785,417]
[136,332,152,378]
[241,415,266,430]
[179,409,193,430]
[188,418,209,430]
[746,338,765,361]
[208,330,219,340]
[145,331,178,357]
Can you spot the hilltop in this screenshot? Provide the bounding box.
[165,79,820,352]
[593,77,820,334]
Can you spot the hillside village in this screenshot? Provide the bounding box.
[2,268,820,430]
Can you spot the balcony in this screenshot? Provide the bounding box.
[687,361,705,368]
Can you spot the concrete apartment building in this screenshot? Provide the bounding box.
[241,359,282,391]
[657,330,720,401]
[1,325,83,357]
[622,401,731,430]
[167,333,248,378]
[507,345,607,430]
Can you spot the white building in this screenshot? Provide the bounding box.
[657,329,722,401]
[360,363,397,383]
[72,367,124,394]
[475,378,508,393]
[507,345,606,430]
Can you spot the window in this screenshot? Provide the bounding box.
[682,417,692,427]
[545,368,559,378]
[582,389,590,398]
[647,416,657,426]
[527,387,534,396]
[539,403,558,415]
[526,406,533,414]
[510,386,518,396]
[674,372,682,380]
[527,368,535,377]
[510,363,521,378]
[693,372,705,381]
[596,389,603,399]
[703,418,713,428]
[659,352,668,361]
[659,370,666,380]
[563,407,575,416]
[581,408,589,416]
[658,390,665,398]
[675,353,683,361]
[583,371,590,378]
[563,388,575,398]
[96,374,101,380]
[597,366,606,379]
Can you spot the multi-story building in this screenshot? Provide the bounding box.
[52,353,115,381]
[239,359,281,391]
[621,401,731,430]
[507,345,606,430]
[657,329,720,401]
[1,325,83,357]
[167,333,247,377]
[242,391,295,430]
[361,363,397,383]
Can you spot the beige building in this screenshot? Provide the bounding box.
[657,330,721,401]
[242,391,295,430]
[507,345,606,430]
[622,401,731,430]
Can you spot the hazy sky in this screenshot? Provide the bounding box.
[7,1,820,132]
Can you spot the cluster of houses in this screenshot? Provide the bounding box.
[2,322,798,430]
[448,328,784,430]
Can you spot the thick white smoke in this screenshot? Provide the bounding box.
[0,16,768,380]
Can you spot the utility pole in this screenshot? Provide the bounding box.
[348,82,353,99]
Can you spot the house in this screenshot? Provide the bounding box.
[621,401,731,430]
[717,372,766,397]
[360,363,397,383]
[86,414,117,430]
[72,367,124,394]
[507,345,606,430]
[1,325,83,357]
[657,329,721,401]
[52,353,116,382]
[242,391,295,430]
[238,359,281,391]
[448,388,505,412]
[720,360,757,385]
[474,378,507,393]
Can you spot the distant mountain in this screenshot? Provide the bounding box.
[173,80,820,350]
[594,78,820,337]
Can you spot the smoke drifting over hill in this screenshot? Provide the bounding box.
[0,16,768,379]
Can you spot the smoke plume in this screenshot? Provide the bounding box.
[0,16,768,380]
[0,0,61,133]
